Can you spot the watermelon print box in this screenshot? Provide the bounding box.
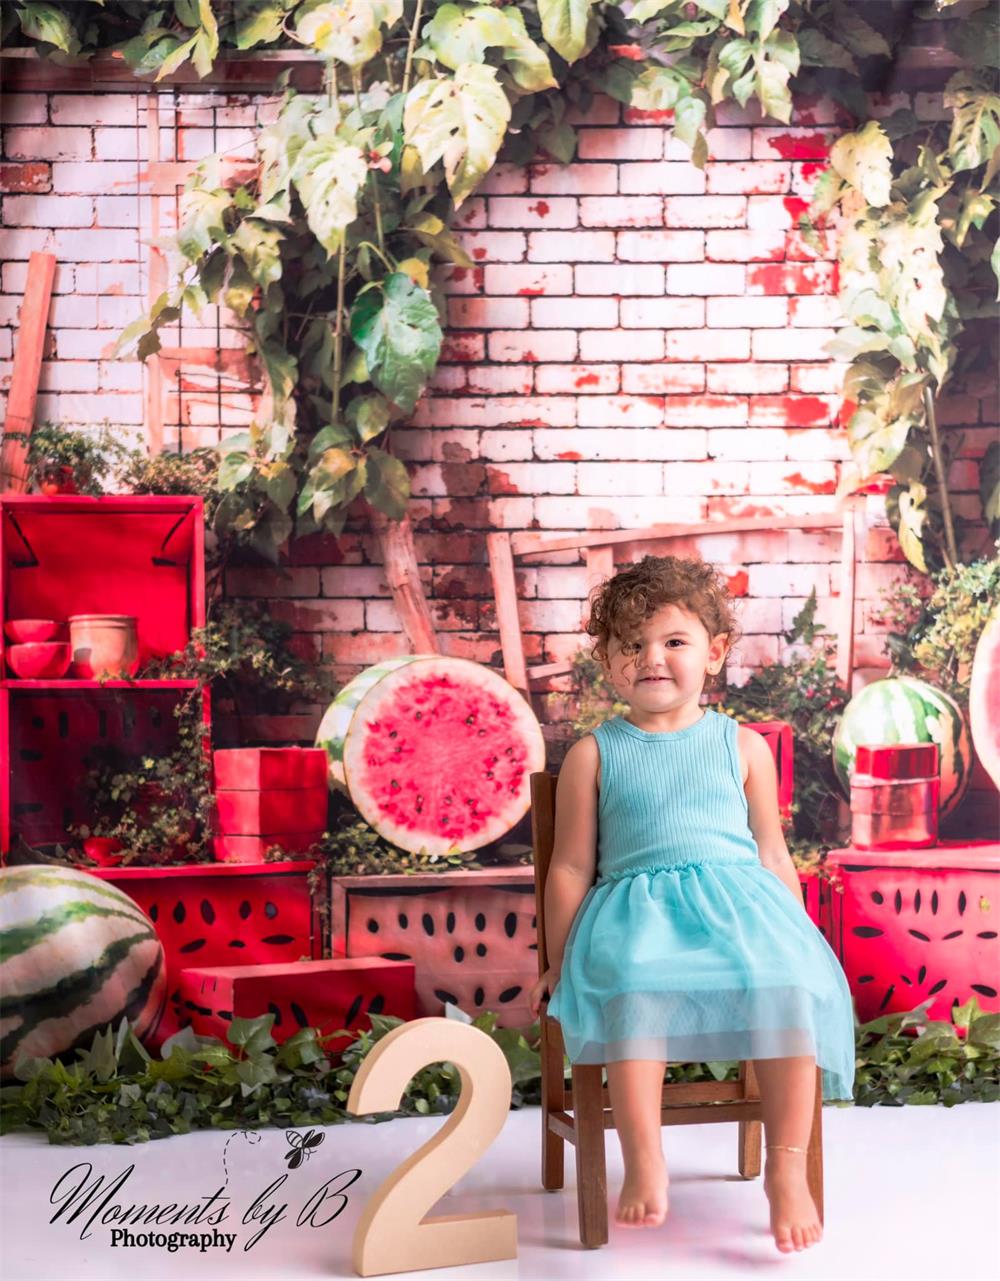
[330,867,538,1029]
[89,861,321,1050]
[826,840,1000,1025]
[212,747,328,792]
[178,957,416,1048]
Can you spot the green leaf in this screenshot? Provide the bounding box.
[944,72,1000,174]
[501,8,558,94]
[365,445,410,519]
[17,1,80,54]
[830,121,893,207]
[178,186,231,260]
[231,218,284,286]
[403,64,511,208]
[537,0,595,64]
[346,393,392,443]
[829,0,891,60]
[295,0,389,67]
[993,237,1000,302]
[795,26,857,73]
[848,406,912,477]
[349,273,443,414]
[153,32,199,80]
[746,0,788,43]
[629,66,686,113]
[218,452,253,489]
[425,3,512,71]
[896,482,929,573]
[232,0,286,49]
[538,121,577,164]
[291,137,368,256]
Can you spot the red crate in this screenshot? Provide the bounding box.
[826,840,1000,1025]
[179,957,416,1048]
[215,786,327,835]
[89,860,321,1048]
[213,747,327,791]
[745,719,794,817]
[0,495,208,857]
[213,832,323,863]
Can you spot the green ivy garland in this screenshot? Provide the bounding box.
[5,0,998,570]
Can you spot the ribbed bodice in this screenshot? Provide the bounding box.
[591,709,760,881]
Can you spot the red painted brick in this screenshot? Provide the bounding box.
[752,329,836,361]
[667,329,749,361]
[789,363,847,393]
[532,297,618,328]
[535,427,706,461]
[482,264,573,295]
[534,365,620,394]
[439,333,485,362]
[788,295,845,326]
[578,395,664,427]
[753,128,834,160]
[746,263,837,294]
[575,263,664,295]
[665,460,751,494]
[447,297,529,328]
[706,296,788,328]
[749,394,837,426]
[667,263,746,295]
[466,365,534,394]
[5,126,91,160]
[616,230,704,261]
[529,162,617,195]
[487,330,577,362]
[577,128,664,160]
[664,196,746,228]
[663,396,749,427]
[619,162,706,195]
[621,364,704,395]
[0,162,52,193]
[488,197,578,228]
[706,162,790,194]
[488,462,575,494]
[526,230,616,261]
[578,329,662,360]
[620,297,704,328]
[577,461,658,495]
[457,230,527,262]
[706,229,786,261]
[477,163,530,195]
[580,196,663,227]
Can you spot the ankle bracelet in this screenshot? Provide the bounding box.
[766,1144,808,1154]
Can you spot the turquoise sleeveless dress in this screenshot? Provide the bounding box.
[546,710,856,1102]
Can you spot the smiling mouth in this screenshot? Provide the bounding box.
[640,677,671,683]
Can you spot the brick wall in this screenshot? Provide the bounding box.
[1,85,995,755]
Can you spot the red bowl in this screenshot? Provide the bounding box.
[5,619,62,644]
[6,641,71,679]
[82,837,125,867]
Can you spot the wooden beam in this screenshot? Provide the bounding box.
[486,531,529,696]
[509,513,843,558]
[145,93,165,457]
[1,251,56,492]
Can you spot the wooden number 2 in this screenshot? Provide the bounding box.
[346,1017,518,1277]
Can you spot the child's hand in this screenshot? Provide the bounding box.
[528,966,559,1018]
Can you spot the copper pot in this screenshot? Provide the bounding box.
[68,614,139,679]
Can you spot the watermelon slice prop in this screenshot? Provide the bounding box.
[832,675,972,819]
[969,604,1000,791]
[0,865,166,1076]
[315,656,546,857]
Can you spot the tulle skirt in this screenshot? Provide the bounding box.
[546,858,857,1102]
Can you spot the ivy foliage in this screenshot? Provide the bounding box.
[3,993,997,1146]
[5,0,998,570]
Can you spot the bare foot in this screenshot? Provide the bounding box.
[615,1151,669,1228]
[763,1152,823,1253]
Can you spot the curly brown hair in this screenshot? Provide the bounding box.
[586,554,741,666]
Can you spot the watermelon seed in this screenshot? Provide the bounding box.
[422,913,435,936]
[504,912,517,938]
[928,979,946,994]
[475,912,486,931]
[368,994,385,1014]
[239,900,252,919]
[200,899,215,925]
[434,988,459,1005]
[446,911,456,933]
[972,984,998,997]
[465,715,475,724]
[173,901,186,924]
[389,730,398,738]
[476,943,487,957]
[499,986,521,1003]
[269,1002,283,1026]
[454,946,464,961]
[291,1002,309,1027]
[474,987,484,1006]
[477,729,486,736]
[398,913,409,928]
[485,771,493,779]
[264,901,278,919]
[390,779,400,790]
[367,918,379,933]
[415,711,422,719]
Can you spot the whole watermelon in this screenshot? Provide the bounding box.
[0,865,166,1076]
[833,675,972,818]
[315,655,546,857]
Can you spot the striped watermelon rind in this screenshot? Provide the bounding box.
[315,655,546,856]
[832,675,972,818]
[0,865,166,1076]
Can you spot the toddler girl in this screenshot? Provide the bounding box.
[528,555,855,1254]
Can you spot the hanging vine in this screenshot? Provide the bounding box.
[5,0,998,569]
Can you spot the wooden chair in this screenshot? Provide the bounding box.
[529,770,825,1248]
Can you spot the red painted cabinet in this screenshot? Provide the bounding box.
[0,495,207,855]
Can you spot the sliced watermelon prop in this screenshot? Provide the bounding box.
[315,656,546,856]
[833,675,972,819]
[0,865,166,1076]
[970,604,1000,791]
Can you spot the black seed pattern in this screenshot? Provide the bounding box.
[894,890,903,913]
[434,988,459,1005]
[219,1010,233,1021]
[179,938,206,953]
[345,995,363,1025]
[173,901,186,924]
[264,901,278,919]
[367,918,379,933]
[229,939,245,948]
[291,1002,309,1027]
[856,975,874,983]
[369,994,385,1014]
[269,1002,282,1026]
[852,926,884,938]
[928,978,947,994]
[422,913,435,936]
[381,952,411,961]
[498,986,521,1003]
[446,912,455,933]
[908,929,930,941]
[239,900,252,920]
[914,889,922,913]
[959,891,967,915]
[454,946,465,962]
[262,934,294,945]
[474,987,484,1006]
[200,899,215,924]
[398,913,409,929]
[149,904,159,921]
[504,912,517,938]
[475,913,486,931]
[476,943,487,957]
[943,930,963,940]
[971,984,998,998]
[878,984,895,1011]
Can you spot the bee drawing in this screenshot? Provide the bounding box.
[283,1128,325,1170]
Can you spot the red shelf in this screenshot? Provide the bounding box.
[1,494,208,856]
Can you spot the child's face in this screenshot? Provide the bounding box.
[600,602,728,713]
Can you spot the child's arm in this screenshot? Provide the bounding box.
[528,735,599,1015]
[738,726,808,913]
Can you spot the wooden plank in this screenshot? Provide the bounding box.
[145,94,165,458]
[158,347,257,384]
[0,48,331,93]
[0,251,56,492]
[486,531,529,696]
[835,501,858,694]
[584,544,614,594]
[140,158,259,195]
[510,513,843,558]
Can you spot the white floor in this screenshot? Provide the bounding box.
[2,1102,999,1281]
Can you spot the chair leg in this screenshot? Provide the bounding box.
[738,1060,762,1179]
[807,1066,824,1225]
[541,1015,565,1191]
[571,1063,608,1249]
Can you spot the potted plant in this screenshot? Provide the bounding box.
[4,422,132,495]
